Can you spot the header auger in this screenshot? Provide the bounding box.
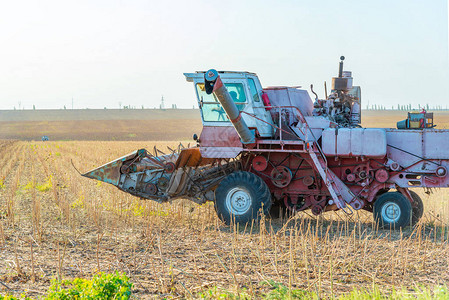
[82,57,449,228]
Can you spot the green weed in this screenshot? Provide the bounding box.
[71,193,85,209]
[46,272,132,299]
[36,177,52,192]
[0,272,132,300]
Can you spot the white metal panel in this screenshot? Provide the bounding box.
[264,87,313,125]
[337,129,351,156]
[360,129,387,158]
[322,128,386,158]
[322,129,336,156]
[386,129,449,164]
[200,147,242,158]
[287,88,313,117]
[423,130,449,159]
[386,130,423,166]
[350,128,363,156]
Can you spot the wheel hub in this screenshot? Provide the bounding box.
[225,187,252,215]
[381,202,401,222]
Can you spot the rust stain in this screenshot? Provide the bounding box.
[176,148,214,168]
[82,150,139,185]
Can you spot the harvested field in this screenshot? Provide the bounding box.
[1,139,449,299]
[0,119,201,141]
[0,109,201,141]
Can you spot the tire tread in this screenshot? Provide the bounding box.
[215,171,271,225]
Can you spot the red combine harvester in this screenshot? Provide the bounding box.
[82,57,449,228]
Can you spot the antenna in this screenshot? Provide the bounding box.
[160,95,165,109]
[338,56,345,77]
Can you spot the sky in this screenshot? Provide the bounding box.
[0,0,448,110]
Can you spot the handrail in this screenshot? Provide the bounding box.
[240,105,330,182]
[240,111,302,139]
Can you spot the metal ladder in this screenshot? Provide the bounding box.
[245,105,359,210]
[308,149,349,209]
[287,111,358,210]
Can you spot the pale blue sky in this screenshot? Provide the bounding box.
[0,0,447,109]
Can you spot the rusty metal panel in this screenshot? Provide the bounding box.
[82,150,139,185]
[197,123,243,158]
[199,126,242,147]
[175,147,215,167]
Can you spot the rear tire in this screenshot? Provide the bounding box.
[215,171,271,225]
[373,192,412,229]
[410,190,424,225]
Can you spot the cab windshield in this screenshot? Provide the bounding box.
[196,83,246,122]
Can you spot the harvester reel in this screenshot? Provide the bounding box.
[271,166,293,188]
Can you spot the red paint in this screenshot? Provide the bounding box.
[261,92,272,110]
[243,152,392,212]
[199,126,242,148]
[213,76,224,92]
[252,155,268,171]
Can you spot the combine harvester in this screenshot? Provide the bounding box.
[82,57,449,228]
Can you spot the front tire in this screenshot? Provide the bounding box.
[373,192,412,229]
[215,171,271,225]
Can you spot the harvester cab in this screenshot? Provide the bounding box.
[82,57,449,229]
[184,71,274,156]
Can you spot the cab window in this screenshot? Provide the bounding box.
[248,78,261,102]
[196,83,246,122]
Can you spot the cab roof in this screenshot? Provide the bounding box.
[184,71,258,82]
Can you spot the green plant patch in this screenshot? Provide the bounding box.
[0,272,132,300]
[46,272,132,299]
[36,177,52,192]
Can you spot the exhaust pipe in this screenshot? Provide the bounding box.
[204,69,255,144]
